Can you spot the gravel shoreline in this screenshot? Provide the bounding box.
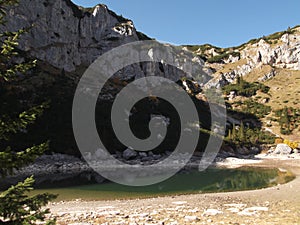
[45,156,300,225]
[4,145,299,188]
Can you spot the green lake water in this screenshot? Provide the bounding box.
[31,167,295,201]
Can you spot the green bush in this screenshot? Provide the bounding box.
[226,123,275,146]
[207,52,240,63]
[223,77,270,97]
[241,100,271,118]
[275,107,300,135]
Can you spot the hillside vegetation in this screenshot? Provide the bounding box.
[184,25,300,143]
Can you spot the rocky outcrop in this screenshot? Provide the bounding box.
[244,34,300,70]
[204,27,300,87]
[257,69,276,82]
[3,0,140,72]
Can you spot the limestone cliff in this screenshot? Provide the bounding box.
[3,0,140,72]
[241,31,300,71]
[2,0,209,86]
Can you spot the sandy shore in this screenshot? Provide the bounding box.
[47,156,300,225]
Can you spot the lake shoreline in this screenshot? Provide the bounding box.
[46,156,300,224]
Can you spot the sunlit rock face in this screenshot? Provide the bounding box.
[2,0,209,85]
[243,33,300,70]
[3,0,139,72]
[202,27,300,88]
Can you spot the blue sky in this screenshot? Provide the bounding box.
[72,0,300,47]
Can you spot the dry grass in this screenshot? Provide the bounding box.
[263,69,300,110]
[227,68,300,140]
[244,65,274,82]
[216,59,247,75]
[254,69,300,140]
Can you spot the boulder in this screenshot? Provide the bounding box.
[83,152,92,161]
[250,146,260,154]
[228,91,236,100]
[141,156,153,162]
[267,147,275,154]
[94,148,103,159]
[153,154,162,160]
[138,152,148,158]
[94,174,105,183]
[184,215,199,221]
[122,147,137,160]
[236,146,251,155]
[203,209,223,216]
[274,144,292,155]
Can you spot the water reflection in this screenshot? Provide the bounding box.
[69,167,293,193]
[25,167,295,201]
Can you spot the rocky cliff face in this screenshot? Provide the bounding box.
[241,31,300,71]
[4,0,140,72]
[3,0,209,85]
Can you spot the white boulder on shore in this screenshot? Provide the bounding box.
[274,144,292,155]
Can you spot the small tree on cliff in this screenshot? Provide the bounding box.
[0,0,56,224]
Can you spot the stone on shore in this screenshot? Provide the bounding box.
[184,215,199,221]
[203,209,223,216]
[122,147,138,160]
[274,144,292,155]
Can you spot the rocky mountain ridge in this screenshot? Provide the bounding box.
[7,0,299,92]
[1,0,299,155]
[184,26,300,87]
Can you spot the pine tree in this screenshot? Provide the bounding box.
[238,122,245,142]
[227,129,232,141]
[0,1,56,224]
[280,107,291,134]
[231,124,236,143]
[236,75,241,85]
